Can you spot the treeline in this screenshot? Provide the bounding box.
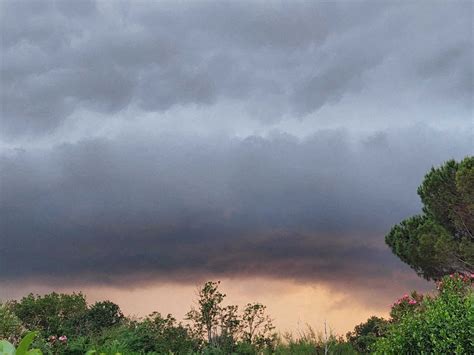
[0,281,353,354]
[1,273,473,354]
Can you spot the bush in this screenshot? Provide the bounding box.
[0,303,25,344]
[374,273,474,354]
[346,316,389,353]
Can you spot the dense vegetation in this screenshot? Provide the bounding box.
[1,273,473,354]
[1,157,472,354]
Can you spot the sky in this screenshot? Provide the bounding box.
[0,0,473,334]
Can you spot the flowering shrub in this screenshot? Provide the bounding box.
[44,334,69,353]
[389,291,425,322]
[374,273,474,354]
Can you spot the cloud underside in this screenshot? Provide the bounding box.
[1,128,472,288]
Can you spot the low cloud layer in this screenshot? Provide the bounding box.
[1,127,471,289]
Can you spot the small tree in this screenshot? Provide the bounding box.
[241,302,275,348]
[186,281,226,346]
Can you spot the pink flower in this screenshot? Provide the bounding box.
[409,299,417,305]
[59,335,67,342]
[403,294,409,299]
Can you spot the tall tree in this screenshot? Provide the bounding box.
[386,156,474,280]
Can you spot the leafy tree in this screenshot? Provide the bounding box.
[87,301,124,332]
[241,302,276,349]
[386,156,474,280]
[142,312,198,354]
[346,316,389,353]
[217,305,241,352]
[186,281,226,346]
[10,292,88,338]
[374,274,474,354]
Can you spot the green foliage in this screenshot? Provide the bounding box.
[87,301,124,333]
[386,156,474,280]
[241,303,275,349]
[10,293,88,338]
[0,303,24,344]
[0,332,43,355]
[185,282,277,352]
[91,312,198,354]
[186,281,226,346]
[346,316,389,353]
[274,327,357,355]
[388,291,424,323]
[374,274,474,354]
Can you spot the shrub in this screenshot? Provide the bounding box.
[0,302,25,344]
[374,273,474,354]
[346,316,389,353]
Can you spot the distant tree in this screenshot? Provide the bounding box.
[386,156,474,280]
[144,312,198,354]
[241,302,276,349]
[186,281,226,345]
[87,301,124,332]
[218,305,241,352]
[346,316,389,353]
[10,293,88,338]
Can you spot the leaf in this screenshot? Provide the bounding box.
[16,332,38,355]
[26,350,42,355]
[0,340,16,355]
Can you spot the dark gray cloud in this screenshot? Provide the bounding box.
[1,1,472,137]
[1,126,472,289]
[0,0,472,302]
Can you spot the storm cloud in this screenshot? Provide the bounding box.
[1,127,472,288]
[0,0,473,295]
[1,1,472,138]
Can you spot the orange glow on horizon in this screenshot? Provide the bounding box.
[0,277,401,335]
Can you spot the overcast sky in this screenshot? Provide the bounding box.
[0,0,473,309]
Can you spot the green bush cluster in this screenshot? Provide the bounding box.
[374,273,474,354]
